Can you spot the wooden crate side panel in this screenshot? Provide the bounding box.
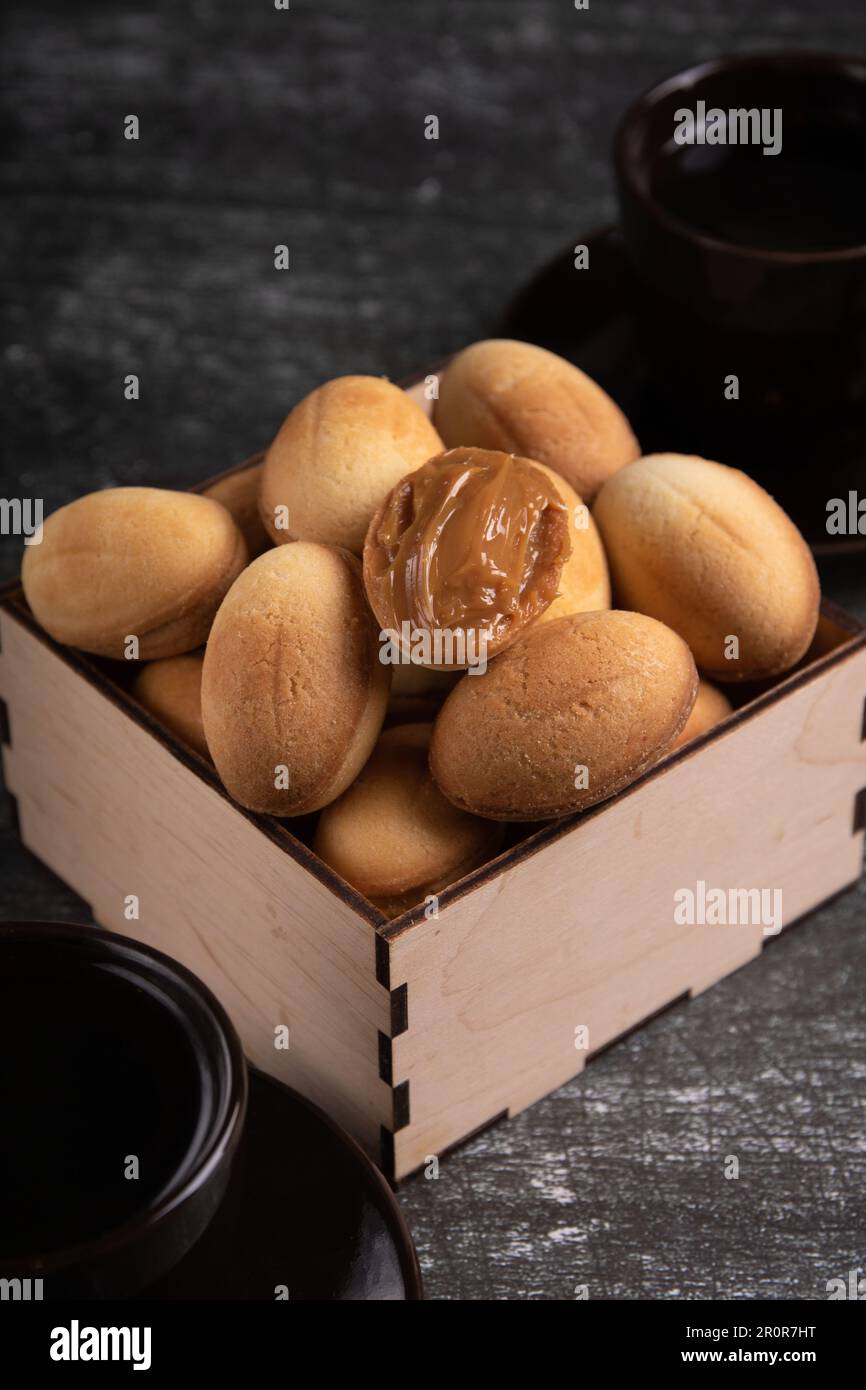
[389,646,866,1178]
[0,610,392,1158]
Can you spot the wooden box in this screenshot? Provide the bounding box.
[1,450,865,1182]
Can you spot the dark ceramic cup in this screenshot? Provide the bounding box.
[614,51,866,533]
[0,922,247,1298]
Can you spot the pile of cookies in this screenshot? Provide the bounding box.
[21,339,820,914]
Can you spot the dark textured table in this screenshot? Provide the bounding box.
[2,0,865,1301]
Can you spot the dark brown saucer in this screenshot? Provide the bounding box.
[500,225,866,555]
[0,922,420,1301]
[145,1067,423,1301]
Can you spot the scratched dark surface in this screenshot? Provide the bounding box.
[1,0,865,1301]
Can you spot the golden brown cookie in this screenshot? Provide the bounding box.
[593,453,820,680]
[364,447,572,669]
[434,339,639,501]
[313,722,504,915]
[259,375,444,555]
[430,610,698,821]
[669,680,733,752]
[203,459,271,558]
[384,665,457,724]
[21,487,248,659]
[131,653,209,759]
[530,461,611,624]
[201,543,390,815]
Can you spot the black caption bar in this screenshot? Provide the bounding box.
[0,1293,862,1376]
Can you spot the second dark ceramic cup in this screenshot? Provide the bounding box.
[0,922,247,1298]
[614,50,866,433]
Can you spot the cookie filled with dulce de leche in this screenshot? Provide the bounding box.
[363,446,577,672]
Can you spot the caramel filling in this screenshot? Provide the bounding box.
[370,448,571,645]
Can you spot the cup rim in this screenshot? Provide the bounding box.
[614,48,866,265]
[0,920,248,1278]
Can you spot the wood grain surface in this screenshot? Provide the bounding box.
[1,0,865,1300]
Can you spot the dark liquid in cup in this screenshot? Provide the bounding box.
[652,124,866,252]
[0,948,203,1257]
